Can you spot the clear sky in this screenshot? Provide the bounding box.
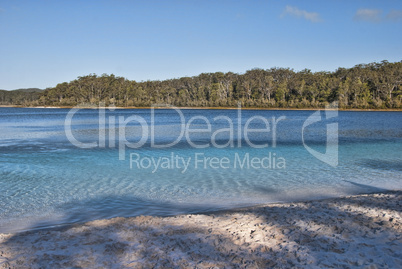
[0,0,401,90]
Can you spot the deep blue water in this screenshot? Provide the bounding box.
[0,107,401,233]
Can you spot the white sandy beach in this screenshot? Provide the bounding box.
[0,191,401,268]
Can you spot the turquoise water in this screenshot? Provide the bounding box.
[0,108,401,233]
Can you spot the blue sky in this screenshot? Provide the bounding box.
[0,0,401,90]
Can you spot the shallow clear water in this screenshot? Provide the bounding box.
[0,107,401,233]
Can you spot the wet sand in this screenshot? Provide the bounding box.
[0,191,401,268]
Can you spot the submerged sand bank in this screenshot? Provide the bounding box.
[0,191,401,268]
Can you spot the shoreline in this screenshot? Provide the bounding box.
[1,191,401,268]
[1,189,400,235]
[1,105,401,111]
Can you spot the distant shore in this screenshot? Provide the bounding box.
[1,191,401,268]
[1,105,401,112]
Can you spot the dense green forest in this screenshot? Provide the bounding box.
[1,60,401,109]
[0,88,43,105]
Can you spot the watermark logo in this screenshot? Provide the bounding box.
[64,103,286,159]
[302,102,338,167]
[64,102,338,171]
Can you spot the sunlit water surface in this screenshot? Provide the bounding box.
[0,108,401,233]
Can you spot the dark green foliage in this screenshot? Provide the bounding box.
[2,61,402,109]
[0,88,43,105]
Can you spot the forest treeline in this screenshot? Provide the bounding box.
[0,88,43,105]
[1,60,401,109]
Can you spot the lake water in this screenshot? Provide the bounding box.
[0,107,401,233]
